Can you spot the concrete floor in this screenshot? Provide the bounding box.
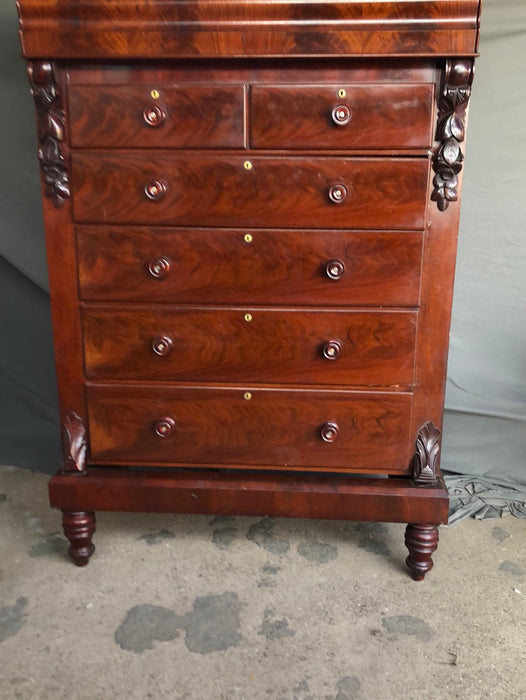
[1,464,525,700]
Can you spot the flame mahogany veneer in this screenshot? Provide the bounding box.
[17,0,482,579]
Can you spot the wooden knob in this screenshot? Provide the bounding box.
[144,178,167,201]
[325,259,346,280]
[320,421,339,443]
[152,335,174,357]
[322,340,342,360]
[331,104,352,126]
[154,416,176,438]
[147,256,171,279]
[328,184,348,204]
[143,105,167,127]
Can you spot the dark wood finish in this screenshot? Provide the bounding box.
[62,511,96,566]
[18,1,481,59]
[250,84,434,150]
[27,61,70,208]
[19,0,482,576]
[86,386,413,473]
[50,469,448,523]
[413,422,441,485]
[432,59,474,211]
[71,154,429,229]
[76,227,424,307]
[68,84,244,149]
[61,412,87,474]
[405,524,439,581]
[82,307,417,386]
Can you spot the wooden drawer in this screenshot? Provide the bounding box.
[86,385,413,473]
[250,84,434,150]
[68,84,244,148]
[82,307,417,386]
[77,226,423,307]
[72,154,428,229]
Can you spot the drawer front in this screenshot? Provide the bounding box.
[87,386,413,473]
[82,307,417,386]
[77,226,423,307]
[250,84,434,149]
[72,154,428,229]
[68,85,245,148]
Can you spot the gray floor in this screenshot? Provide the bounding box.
[1,464,525,700]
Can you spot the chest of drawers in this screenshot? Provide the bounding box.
[18,0,482,579]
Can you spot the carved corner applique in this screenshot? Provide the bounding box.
[61,412,87,474]
[413,421,441,485]
[432,59,474,212]
[27,61,70,209]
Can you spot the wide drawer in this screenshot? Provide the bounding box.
[82,307,417,386]
[86,385,413,473]
[71,154,428,229]
[77,226,423,307]
[250,84,434,150]
[68,84,244,148]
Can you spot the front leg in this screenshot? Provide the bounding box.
[404,524,439,581]
[62,511,96,566]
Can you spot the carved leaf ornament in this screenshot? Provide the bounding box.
[28,61,70,208]
[432,61,473,211]
[62,412,87,473]
[413,421,440,485]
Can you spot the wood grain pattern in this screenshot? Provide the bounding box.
[49,468,449,525]
[71,154,429,229]
[251,83,434,149]
[18,0,480,574]
[86,385,413,473]
[68,84,244,149]
[18,1,481,59]
[76,227,424,307]
[82,307,417,386]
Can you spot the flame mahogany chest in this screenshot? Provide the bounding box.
[17,0,482,578]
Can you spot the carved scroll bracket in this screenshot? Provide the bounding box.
[412,421,441,485]
[28,61,70,208]
[61,412,87,474]
[432,59,474,211]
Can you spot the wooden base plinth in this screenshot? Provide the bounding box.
[50,468,448,577]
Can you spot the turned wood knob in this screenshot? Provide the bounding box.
[154,416,176,438]
[144,178,167,201]
[322,340,342,361]
[331,104,352,126]
[147,256,171,279]
[143,105,167,127]
[152,335,174,357]
[328,184,348,204]
[325,259,346,280]
[320,421,339,443]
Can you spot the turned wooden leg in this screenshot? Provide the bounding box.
[405,524,439,581]
[62,511,96,566]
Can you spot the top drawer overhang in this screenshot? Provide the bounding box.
[18,1,482,60]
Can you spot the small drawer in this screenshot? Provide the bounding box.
[77,226,423,307]
[250,84,434,150]
[72,154,428,229]
[86,385,413,473]
[68,84,244,148]
[82,307,417,386]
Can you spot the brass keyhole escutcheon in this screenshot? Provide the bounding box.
[243,392,252,401]
[150,89,160,99]
[243,160,253,170]
[244,313,253,322]
[337,88,346,98]
[244,234,253,243]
